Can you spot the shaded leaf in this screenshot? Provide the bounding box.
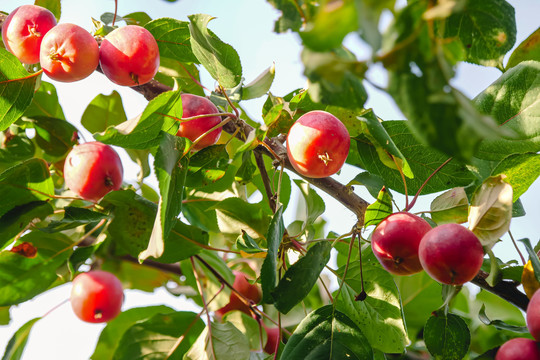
[474,61,540,160]
[23,81,65,120]
[478,304,528,333]
[41,207,109,233]
[92,306,174,360]
[430,187,469,225]
[280,305,373,360]
[468,175,513,249]
[272,241,331,314]
[31,116,78,159]
[424,313,470,360]
[353,121,475,195]
[113,311,205,360]
[0,201,53,247]
[0,231,72,306]
[261,206,284,303]
[140,134,187,262]
[184,321,250,360]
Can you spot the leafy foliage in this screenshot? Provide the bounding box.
[0,0,538,359]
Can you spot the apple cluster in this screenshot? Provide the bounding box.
[371,212,484,285]
[2,4,159,85]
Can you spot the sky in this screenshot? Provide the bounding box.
[0,0,539,359]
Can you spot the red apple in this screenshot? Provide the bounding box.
[216,271,262,317]
[371,212,432,275]
[70,270,123,323]
[99,25,160,86]
[286,110,350,178]
[176,94,222,150]
[39,23,99,82]
[419,223,484,285]
[527,289,540,341]
[63,142,123,202]
[2,5,57,64]
[496,338,540,360]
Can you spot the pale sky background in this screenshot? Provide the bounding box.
[0,1,539,359]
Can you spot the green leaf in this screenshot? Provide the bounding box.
[145,18,199,63]
[242,64,275,100]
[0,159,54,219]
[519,238,540,284]
[394,271,444,339]
[95,90,182,149]
[124,12,152,26]
[23,81,65,120]
[81,91,127,134]
[211,197,272,239]
[491,153,540,201]
[424,313,471,360]
[261,206,284,303]
[125,148,151,181]
[185,145,230,189]
[0,231,72,306]
[0,132,35,165]
[30,116,78,159]
[294,180,325,233]
[188,14,242,88]
[236,231,265,254]
[0,307,9,325]
[280,305,373,360]
[140,134,187,262]
[364,187,392,228]
[1,317,40,360]
[34,0,60,20]
[347,171,385,199]
[430,187,469,225]
[263,104,294,138]
[103,190,208,263]
[272,241,331,314]
[441,0,516,67]
[155,58,205,96]
[92,306,174,360]
[353,121,475,195]
[266,0,304,33]
[0,201,53,247]
[335,256,409,353]
[478,304,529,333]
[355,0,395,50]
[507,27,540,69]
[41,206,109,233]
[357,109,412,178]
[0,49,38,131]
[184,321,250,360]
[300,0,357,51]
[222,312,265,351]
[302,48,367,109]
[468,175,513,249]
[113,311,205,360]
[474,61,540,160]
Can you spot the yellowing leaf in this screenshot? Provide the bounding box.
[468,175,513,249]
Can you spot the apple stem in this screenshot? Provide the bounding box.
[405,157,453,212]
[190,257,218,360]
[42,298,70,318]
[219,85,240,119]
[333,228,358,301]
[112,0,118,26]
[508,230,526,265]
[391,155,409,211]
[355,233,367,301]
